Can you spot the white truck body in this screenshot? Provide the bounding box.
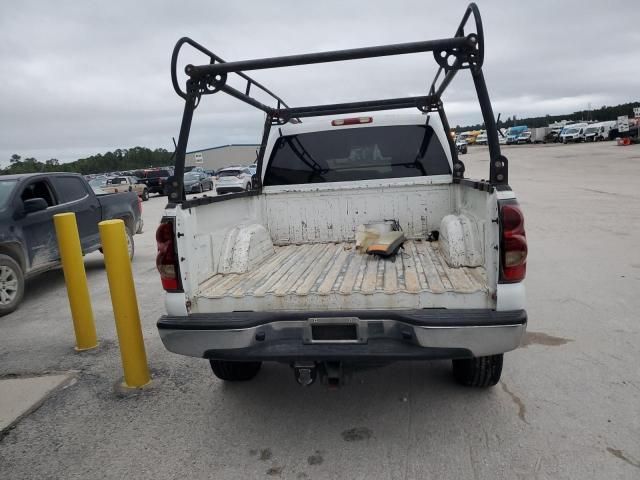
[159,5,527,387]
[531,127,550,143]
[158,114,527,380]
[170,115,505,314]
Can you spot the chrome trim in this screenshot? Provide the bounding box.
[159,318,526,358]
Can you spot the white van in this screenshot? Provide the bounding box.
[583,121,616,142]
[560,123,588,143]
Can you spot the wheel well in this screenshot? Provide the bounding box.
[0,243,26,272]
[115,215,134,233]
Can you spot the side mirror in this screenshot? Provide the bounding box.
[23,198,48,214]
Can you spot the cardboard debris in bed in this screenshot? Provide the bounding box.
[355,222,405,257]
[366,231,406,256]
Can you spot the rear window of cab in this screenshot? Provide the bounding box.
[263,125,450,186]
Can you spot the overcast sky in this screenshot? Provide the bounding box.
[1,0,639,166]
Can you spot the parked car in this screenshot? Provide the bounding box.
[498,128,508,144]
[102,176,150,201]
[88,176,111,188]
[0,173,143,316]
[158,5,527,389]
[456,130,480,145]
[560,123,588,143]
[182,171,214,193]
[516,130,532,144]
[506,126,528,144]
[475,131,488,145]
[215,167,253,194]
[583,121,616,142]
[139,167,174,195]
[247,163,259,188]
[456,138,468,154]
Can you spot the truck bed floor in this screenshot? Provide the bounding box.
[196,240,489,312]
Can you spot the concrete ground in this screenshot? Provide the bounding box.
[1,141,639,479]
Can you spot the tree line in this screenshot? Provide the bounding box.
[455,101,640,132]
[1,147,173,176]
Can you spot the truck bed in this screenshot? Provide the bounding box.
[196,240,488,312]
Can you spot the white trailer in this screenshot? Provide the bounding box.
[531,127,550,143]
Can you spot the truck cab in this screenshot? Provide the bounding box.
[559,122,588,143]
[506,126,528,144]
[584,121,616,142]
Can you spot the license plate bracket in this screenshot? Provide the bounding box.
[305,317,366,344]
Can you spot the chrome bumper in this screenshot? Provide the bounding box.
[158,309,527,361]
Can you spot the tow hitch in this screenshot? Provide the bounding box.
[294,362,317,386]
[293,361,349,388]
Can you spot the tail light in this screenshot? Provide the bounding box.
[499,201,527,283]
[156,221,182,291]
[332,116,373,126]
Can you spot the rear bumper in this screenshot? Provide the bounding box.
[157,309,527,361]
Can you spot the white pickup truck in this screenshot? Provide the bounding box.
[157,3,527,388]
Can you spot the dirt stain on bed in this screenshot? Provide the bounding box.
[521,331,572,348]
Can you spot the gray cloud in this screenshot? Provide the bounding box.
[1,0,638,166]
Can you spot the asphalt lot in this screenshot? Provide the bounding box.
[1,142,639,479]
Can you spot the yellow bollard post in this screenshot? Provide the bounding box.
[99,219,150,388]
[53,213,98,351]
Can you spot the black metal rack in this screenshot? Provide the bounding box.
[168,2,508,203]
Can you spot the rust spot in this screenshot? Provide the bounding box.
[500,382,529,425]
[521,331,572,348]
[307,454,323,465]
[607,447,640,469]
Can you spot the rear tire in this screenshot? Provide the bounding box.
[125,227,135,260]
[209,359,262,381]
[142,189,149,201]
[0,255,24,317]
[452,354,503,387]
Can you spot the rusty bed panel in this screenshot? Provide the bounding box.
[198,240,487,303]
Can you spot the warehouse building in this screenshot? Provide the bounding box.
[185,144,259,172]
